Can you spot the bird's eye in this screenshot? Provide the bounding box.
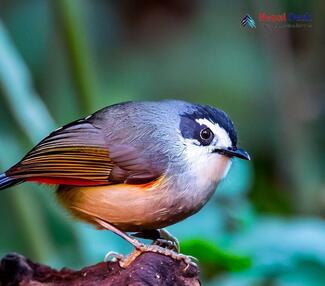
[199,127,214,145]
[200,128,212,140]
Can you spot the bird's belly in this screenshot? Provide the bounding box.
[56,178,196,232]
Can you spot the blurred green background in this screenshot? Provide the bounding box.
[0,1,324,285]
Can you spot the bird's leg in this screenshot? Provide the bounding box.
[94,218,143,248]
[93,218,144,264]
[94,218,197,270]
[132,228,180,252]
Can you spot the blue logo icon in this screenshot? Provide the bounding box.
[241,14,256,28]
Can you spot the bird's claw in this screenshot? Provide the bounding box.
[104,251,124,262]
[118,244,197,272]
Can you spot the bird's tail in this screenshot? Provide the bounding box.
[0,173,21,190]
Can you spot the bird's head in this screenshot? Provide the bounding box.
[177,104,250,182]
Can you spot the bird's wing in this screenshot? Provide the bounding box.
[6,119,161,186]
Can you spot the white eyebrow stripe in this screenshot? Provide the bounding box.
[195,118,232,147]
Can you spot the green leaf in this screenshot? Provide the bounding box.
[181,238,251,278]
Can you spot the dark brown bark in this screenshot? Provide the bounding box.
[0,252,200,286]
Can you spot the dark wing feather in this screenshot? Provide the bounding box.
[6,119,162,186]
[108,144,161,184]
[7,120,113,185]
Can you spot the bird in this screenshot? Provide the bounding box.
[0,99,250,267]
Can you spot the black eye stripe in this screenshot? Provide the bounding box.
[179,116,214,146]
[180,105,237,147]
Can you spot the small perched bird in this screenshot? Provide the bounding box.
[0,100,249,266]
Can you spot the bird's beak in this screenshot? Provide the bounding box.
[213,146,250,160]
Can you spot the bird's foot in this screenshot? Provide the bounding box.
[119,244,197,272]
[132,228,180,253]
[153,238,179,252]
[92,218,195,270]
[154,229,180,253]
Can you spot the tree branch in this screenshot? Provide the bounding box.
[0,252,200,286]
